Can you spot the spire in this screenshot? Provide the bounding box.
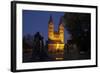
[48,15,53,23]
[59,17,63,25]
[58,17,63,27]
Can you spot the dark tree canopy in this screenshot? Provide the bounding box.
[63,12,91,52]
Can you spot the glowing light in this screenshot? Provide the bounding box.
[56,58,64,60]
[56,43,59,49]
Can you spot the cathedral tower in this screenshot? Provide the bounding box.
[58,17,64,43]
[48,16,54,40]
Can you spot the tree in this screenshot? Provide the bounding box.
[63,12,91,52]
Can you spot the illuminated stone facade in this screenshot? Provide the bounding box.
[48,16,64,60]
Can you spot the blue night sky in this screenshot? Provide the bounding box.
[23,10,70,43]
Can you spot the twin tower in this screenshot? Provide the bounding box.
[48,16,64,60]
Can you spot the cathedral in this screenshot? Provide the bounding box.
[48,16,64,60]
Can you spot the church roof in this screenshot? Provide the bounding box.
[58,17,64,27]
[54,31,59,34]
[59,17,63,24]
[48,15,53,23]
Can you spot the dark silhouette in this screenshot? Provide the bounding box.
[32,32,49,61]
